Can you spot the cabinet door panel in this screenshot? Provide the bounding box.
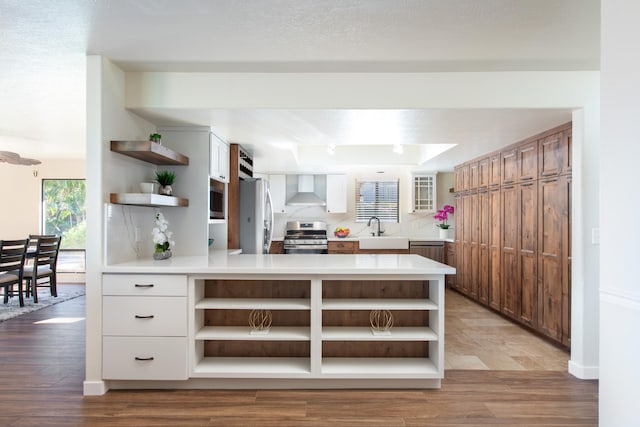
[501,149,518,185]
[478,157,490,189]
[540,130,571,178]
[518,141,538,182]
[489,154,501,187]
[519,182,537,327]
[501,185,518,319]
[478,190,490,305]
[469,162,479,189]
[488,189,501,310]
[538,176,569,342]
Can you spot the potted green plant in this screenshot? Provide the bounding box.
[155,170,176,196]
[149,133,162,143]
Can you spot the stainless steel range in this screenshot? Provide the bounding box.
[284,221,328,254]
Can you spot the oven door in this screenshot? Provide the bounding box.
[283,245,328,254]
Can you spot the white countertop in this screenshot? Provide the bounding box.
[103,253,455,275]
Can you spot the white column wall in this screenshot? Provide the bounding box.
[84,56,155,395]
[600,1,640,425]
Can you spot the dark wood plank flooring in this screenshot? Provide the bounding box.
[0,284,598,426]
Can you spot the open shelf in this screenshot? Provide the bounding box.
[321,357,438,377]
[196,326,310,341]
[322,326,437,341]
[196,298,310,310]
[111,140,189,165]
[193,357,311,377]
[322,298,437,311]
[109,193,189,207]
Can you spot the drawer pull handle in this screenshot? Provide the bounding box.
[134,356,154,361]
[134,284,154,288]
[134,315,155,319]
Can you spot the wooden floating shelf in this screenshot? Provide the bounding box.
[110,193,189,207]
[110,140,189,165]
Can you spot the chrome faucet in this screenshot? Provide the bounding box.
[367,216,382,236]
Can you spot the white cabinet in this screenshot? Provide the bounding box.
[102,274,188,380]
[210,133,229,183]
[326,174,347,213]
[268,174,287,213]
[411,174,437,212]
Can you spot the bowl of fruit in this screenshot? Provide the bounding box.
[334,227,350,238]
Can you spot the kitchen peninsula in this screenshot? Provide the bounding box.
[100,252,454,392]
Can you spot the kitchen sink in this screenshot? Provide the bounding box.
[358,236,409,250]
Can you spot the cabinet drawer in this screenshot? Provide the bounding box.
[103,296,187,336]
[328,241,356,251]
[103,336,188,380]
[103,274,187,296]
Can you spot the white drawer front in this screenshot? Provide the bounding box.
[103,296,187,336]
[103,336,188,380]
[103,274,187,296]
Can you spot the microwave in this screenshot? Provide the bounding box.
[210,179,225,219]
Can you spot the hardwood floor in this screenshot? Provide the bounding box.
[0,284,598,426]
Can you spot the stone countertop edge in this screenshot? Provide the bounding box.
[102,253,456,275]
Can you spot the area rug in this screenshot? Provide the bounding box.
[0,287,85,322]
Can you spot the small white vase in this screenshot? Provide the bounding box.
[439,228,449,239]
[153,250,172,260]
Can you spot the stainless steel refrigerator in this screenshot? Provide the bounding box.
[239,178,274,254]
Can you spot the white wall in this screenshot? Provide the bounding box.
[599,1,640,425]
[0,159,84,239]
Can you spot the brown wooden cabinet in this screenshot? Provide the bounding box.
[469,161,480,190]
[445,241,456,288]
[518,181,538,327]
[328,240,356,254]
[518,141,538,182]
[478,157,490,189]
[452,121,571,348]
[453,194,463,292]
[537,175,571,345]
[469,192,479,299]
[501,148,518,185]
[488,187,501,311]
[461,193,472,295]
[540,129,572,178]
[461,164,471,191]
[500,184,519,320]
[478,189,490,305]
[269,240,284,254]
[489,153,501,187]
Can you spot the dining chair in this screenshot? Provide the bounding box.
[0,239,29,307]
[23,235,61,303]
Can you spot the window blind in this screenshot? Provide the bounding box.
[355,179,399,223]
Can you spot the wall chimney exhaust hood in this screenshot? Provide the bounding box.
[286,175,326,206]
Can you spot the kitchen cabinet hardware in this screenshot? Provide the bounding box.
[134,315,155,319]
[134,357,155,361]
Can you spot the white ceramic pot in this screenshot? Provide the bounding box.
[439,228,449,239]
[140,182,157,193]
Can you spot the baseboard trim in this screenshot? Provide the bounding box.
[568,360,599,379]
[83,380,108,396]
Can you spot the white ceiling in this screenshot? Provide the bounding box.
[0,0,599,169]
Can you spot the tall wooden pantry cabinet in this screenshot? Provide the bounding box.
[452,122,572,348]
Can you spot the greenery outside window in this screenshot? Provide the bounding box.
[41,179,86,273]
[355,179,399,223]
